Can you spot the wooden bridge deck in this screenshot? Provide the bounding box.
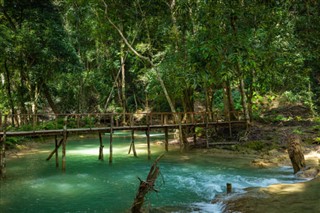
[2,121,245,137]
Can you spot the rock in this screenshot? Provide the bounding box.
[295,167,320,179]
[251,159,278,168]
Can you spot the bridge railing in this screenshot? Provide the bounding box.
[0,111,244,132]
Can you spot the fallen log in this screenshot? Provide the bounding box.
[131,154,164,213]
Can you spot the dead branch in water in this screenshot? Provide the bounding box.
[131,154,164,213]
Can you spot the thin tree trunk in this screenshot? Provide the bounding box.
[120,42,126,123]
[239,78,250,123]
[223,81,236,120]
[247,73,254,123]
[4,60,15,125]
[226,81,236,118]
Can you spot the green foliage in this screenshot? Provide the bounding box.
[244,141,265,151]
[0,0,318,119]
[195,127,204,137]
[5,137,21,148]
[292,128,303,135]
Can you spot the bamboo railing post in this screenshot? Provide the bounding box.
[109,114,113,164]
[164,114,168,125]
[161,113,164,126]
[191,113,194,125]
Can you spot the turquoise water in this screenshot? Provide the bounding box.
[1,131,300,212]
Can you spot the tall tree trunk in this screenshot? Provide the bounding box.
[247,73,254,123]
[223,82,229,119]
[206,84,214,114]
[181,87,194,148]
[42,83,59,115]
[4,60,15,125]
[121,43,126,123]
[223,81,236,120]
[239,77,250,123]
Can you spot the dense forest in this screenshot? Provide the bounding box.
[1,0,319,120]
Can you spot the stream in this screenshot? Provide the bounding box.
[0,131,302,212]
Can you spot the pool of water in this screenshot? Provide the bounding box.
[0,131,300,212]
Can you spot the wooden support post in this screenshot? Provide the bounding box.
[55,136,59,168]
[227,183,232,194]
[146,129,151,160]
[1,115,7,179]
[0,130,6,179]
[62,116,67,172]
[146,114,151,160]
[193,126,197,144]
[164,114,167,125]
[228,111,232,137]
[109,115,113,164]
[165,127,169,152]
[205,112,209,148]
[128,130,137,157]
[99,132,104,161]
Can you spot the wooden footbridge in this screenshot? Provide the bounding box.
[0,111,246,178]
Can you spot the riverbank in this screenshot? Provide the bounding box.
[222,176,320,213]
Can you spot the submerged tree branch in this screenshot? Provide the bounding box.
[131,154,164,213]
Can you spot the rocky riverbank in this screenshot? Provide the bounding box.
[222,176,320,213]
[201,145,320,213]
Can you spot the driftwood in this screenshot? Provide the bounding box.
[287,134,306,174]
[131,154,164,213]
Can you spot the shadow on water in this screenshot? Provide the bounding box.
[1,131,301,213]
